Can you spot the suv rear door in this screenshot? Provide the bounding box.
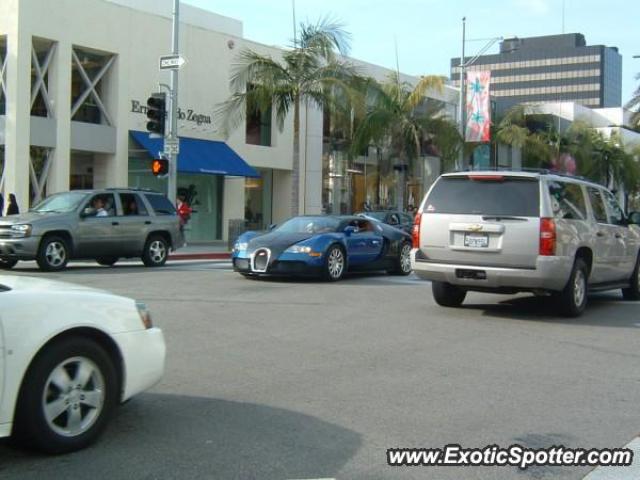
[115,192,151,255]
[418,174,541,269]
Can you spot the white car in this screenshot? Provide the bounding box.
[0,275,166,453]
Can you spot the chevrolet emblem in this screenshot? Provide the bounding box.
[469,224,483,232]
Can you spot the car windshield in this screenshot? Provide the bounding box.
[275,216,340,234]
[358,212,386,221]
[31,192,88,213]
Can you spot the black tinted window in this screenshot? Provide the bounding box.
[603,191,625,226]
[548,181,587,220]
[424,176,540,216]
[587,188,608,223]
[144,194,176,215]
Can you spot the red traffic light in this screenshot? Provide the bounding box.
[151,158,169,176]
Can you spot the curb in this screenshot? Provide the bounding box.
[168,252,231,261]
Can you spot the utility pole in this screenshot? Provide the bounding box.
[458,17,466,170]
[167,0,180,203]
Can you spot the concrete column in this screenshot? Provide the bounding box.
[222,176,245,242]
[46,41,71,194]
[102,54,129,188]
[272,170,292,224]
[4,10,31,211]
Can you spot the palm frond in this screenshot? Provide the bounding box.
[406,75,446,111]
[298,16,351,58]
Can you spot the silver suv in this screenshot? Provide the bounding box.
[411,171,640,317]
[0,189,183,271]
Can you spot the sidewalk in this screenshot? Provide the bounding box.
[169,243,231,261]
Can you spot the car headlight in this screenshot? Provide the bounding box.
[10,224,32,238]
[234,242,248,252]
[135,302,153,329]
[285,245,313,254]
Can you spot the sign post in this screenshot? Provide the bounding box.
[166,0,180,205]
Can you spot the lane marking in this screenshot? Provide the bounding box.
[583,436,640,479]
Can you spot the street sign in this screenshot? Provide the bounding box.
[164,139,180,155]
[159,55,186,70]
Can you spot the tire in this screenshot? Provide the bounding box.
[0,258,18,270]
[554,258,588,317]
[388,242,412,276]
[36,235,70,272]
[323,245,346,282]
[96,257,118,267]
[13,336,118,454]
[141,235,169,267]
[622,255,640,301]
[432,281,467,307]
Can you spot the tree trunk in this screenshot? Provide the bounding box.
[291,97,300,217]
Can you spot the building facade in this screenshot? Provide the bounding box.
[0,0,458,241]
[451,33,623,115]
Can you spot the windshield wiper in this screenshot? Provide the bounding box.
[482,215,528,221]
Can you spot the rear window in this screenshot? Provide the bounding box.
[424,176,540,217]
[144,194,176,215]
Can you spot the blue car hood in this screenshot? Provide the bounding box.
[247,231,315,258]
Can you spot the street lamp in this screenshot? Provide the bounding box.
[457,17,503,169]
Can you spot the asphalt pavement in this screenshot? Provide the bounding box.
[1,260,639,480]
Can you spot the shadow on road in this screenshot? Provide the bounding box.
[0,393,361,480]
[471,292,639,327]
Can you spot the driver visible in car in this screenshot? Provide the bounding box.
[92,197,109,217]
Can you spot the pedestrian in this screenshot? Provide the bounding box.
[176,194,192,234]
[7,194,19,215]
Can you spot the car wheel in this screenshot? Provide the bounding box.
[389,242,412,276]
[323,245,345,282]
[36,236,69,272]
[142,235,168,267]
[0,258,18,270]
[554,258,588,317]
[96,257,118,267]
[432,281,467,307]
[13,336,118,454]
[622,255,640,301]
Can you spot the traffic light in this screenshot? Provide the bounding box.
[146,92,166,135]
[151,157,169,176]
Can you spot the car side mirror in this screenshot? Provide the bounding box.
[267,224,277,231]
[80,207,95,218]
[344,226,357,237]
[628,212,640,225]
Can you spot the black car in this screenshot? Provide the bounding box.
[355,211,415,234]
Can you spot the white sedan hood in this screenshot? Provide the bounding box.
[0,275,111,296]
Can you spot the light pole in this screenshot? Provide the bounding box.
[456,18,503,169]
[167,0,180,204]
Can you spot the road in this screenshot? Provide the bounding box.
[1,260,639,480]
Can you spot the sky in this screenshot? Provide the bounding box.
[184,0,639,105]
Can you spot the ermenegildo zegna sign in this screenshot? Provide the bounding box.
[130,100,212,126]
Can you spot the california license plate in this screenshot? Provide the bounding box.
[464,233,489,248]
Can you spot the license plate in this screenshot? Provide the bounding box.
[464,233,489,248]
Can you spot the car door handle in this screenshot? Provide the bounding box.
[145,221,152,225]
[615,233,623,239]
[596,231,605,237]
[112,222,119,226]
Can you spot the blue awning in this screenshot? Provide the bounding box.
[130,131,260,178]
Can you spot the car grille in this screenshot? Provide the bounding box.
[0,226,13,238]
[252,248,270,273]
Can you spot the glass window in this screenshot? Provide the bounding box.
[424,176,540,217]
[588,188,608,223]
[276,216,340,234]
[32,191,88,213]
[83,193,116,217]
[245,169,273,230]
[144,193,176,216]
[603,191,625,226]
[245,84,272,147]
[119,193,148,216]
[548,181,587,220]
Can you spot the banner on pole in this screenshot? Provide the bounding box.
[466,71,491,142]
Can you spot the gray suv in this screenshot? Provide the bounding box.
[411,171,640,317]
[0,189,183,271]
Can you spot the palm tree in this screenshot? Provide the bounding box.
[217,19,356,216]
[626,72,640,129]
[351,73,461,210]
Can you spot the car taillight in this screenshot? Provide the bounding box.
[539,218,556,256]
[412,212,422,249]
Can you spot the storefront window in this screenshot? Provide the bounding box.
[71,47,114,125]
[245,85,272,146]
[128,158,224,242]
[245,169,272,229]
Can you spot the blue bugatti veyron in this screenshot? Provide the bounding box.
[232,215,413,281]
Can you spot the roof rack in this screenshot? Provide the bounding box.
[104,187,162,194]
[452,166,591,182]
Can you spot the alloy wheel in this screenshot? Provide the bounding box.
[42,357,105,438]
[328,248,344,279]
[573,269,586,308]
[149,240,167,264]
[400,244,412,273]
[45,241,67,268]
